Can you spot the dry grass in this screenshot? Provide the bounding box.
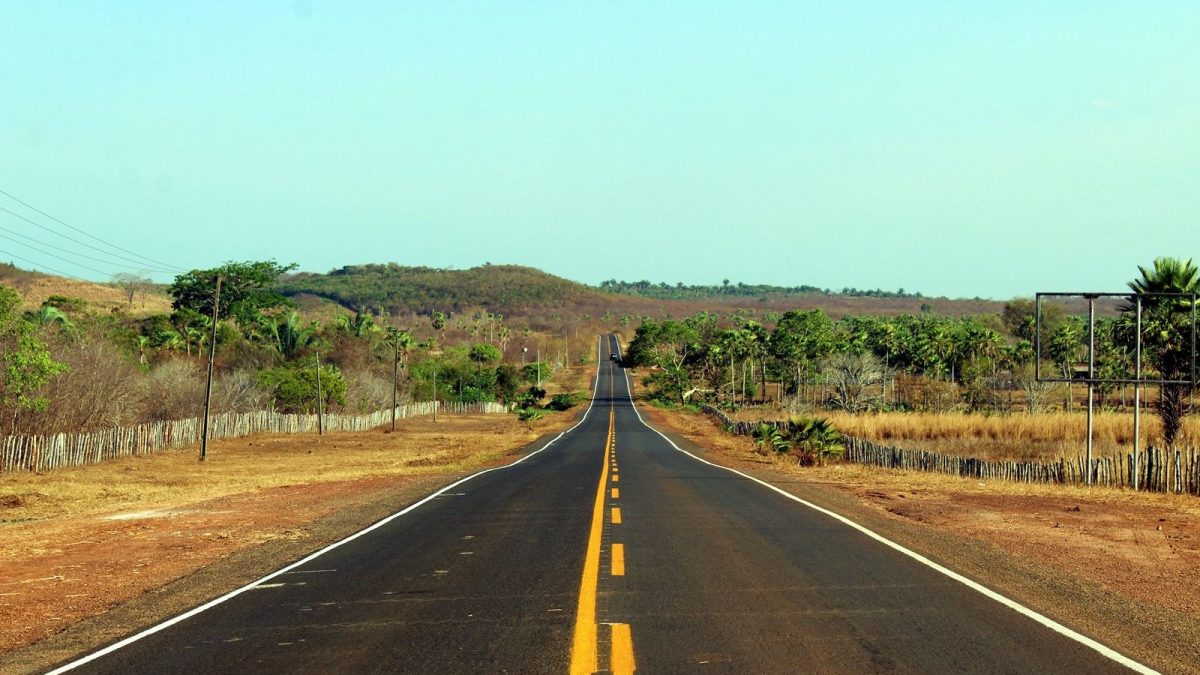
[730,408,1200,462]
[18,276,172,315]
[647,403,1200,509]
[0,412,572,523]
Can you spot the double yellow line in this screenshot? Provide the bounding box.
[570,373,634,673]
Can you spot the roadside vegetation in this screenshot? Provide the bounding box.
[624,257,1199,460]
[0,261,591,438]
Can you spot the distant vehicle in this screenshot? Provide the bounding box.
[610,353,620,360]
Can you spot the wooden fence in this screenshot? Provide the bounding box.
[701,406,1200,495]
[1,401,509,474]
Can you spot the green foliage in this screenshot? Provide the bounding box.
[44,295,87,313]
[256,359,347,413]
[751,422,789,455]
[546,392,581,411]
[468,343,503,366]
[270,312,317,358]
[170,260,297,326]
[516,407,546,428]
[1117,257,1200,447]
[0,285,68,428]
[786,417,844,466]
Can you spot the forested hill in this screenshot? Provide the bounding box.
[278,263,614,315]
[277,263,1002,319]
[598,279,923,300]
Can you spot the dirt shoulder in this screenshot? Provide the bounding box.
[0,410,579,675]
[638,404,1200,675]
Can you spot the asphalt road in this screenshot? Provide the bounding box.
[55,335,1145,674]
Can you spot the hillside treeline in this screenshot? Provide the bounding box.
[279,263,606,316]
[0,261,592,436]
[598,279,922,300]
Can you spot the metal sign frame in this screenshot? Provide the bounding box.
[1035,292,1197,385]
[1033,291,1197,489]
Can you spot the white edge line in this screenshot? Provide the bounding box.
[48,338,609,674]
[611,337,1156,675]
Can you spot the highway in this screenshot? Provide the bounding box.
[54,335,1146,674]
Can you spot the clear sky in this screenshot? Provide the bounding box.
[1,2,1197,299]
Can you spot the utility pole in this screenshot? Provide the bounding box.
[432,367,438,422]
[199,274,221,462]
[392,338,399,432]
[315,348,324,436]
[1085,296,1096,484]
[536,347,541,389]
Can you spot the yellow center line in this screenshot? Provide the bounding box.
[612,543,626,576]
[569,407,615,675]
[611,623,636,675]
[611,507,622,524]
[612,474,619,483]
[611,487,620,499]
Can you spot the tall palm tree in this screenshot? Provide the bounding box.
[274,312,317,358]
[1123,257,1199,448]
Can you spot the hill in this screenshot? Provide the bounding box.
[278,263,618,316]
[0,263,171,315]
[278,263,1004,320]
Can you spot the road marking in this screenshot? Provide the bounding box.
[611,622,635,674]
[611,488,619,499]
[611,507,622,524]
[612,474,619,483]
[611,543,625,576]
[614,358,1159,675]
[49,339,611,675]
[569,408,615,675]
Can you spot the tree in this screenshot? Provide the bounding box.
[26,305,74,333]
[0,285,67,432]
[256,360,346,413]
[771,310,835,397]
[272,312,317,358]
[1119,257,1199,448]
[431,311,447,344]
[112,272,153,306]
[170,261,297,327]
[469,343,503,369]
[787,418,844,466]
[821,352,884,412]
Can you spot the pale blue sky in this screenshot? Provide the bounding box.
[1,2,1197,298]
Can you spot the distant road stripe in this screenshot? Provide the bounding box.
[611,507,622,524]
[611,623,635,675]
[48,339,610,675]
[611,543,626,576]
[611,488,619,499]
[612,474,619,483]
[613,356,1158,675]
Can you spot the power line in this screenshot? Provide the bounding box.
[0,246,87,282]
[0,216,175,274]
[0,230,116,278]
[0,189,187,272]
[0,203,180,274]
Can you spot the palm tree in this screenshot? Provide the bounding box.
[1122,257,1199,447]
[273,312,317,358]
[751,422,789,455]
[27,305,74,332]
[787,418,844,466]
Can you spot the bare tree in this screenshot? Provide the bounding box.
[112,272,153,307]
[820,352,885,413]
[1013,363,1053,413]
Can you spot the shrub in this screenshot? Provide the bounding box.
[546,392,581,411]
[256,360,347,413]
